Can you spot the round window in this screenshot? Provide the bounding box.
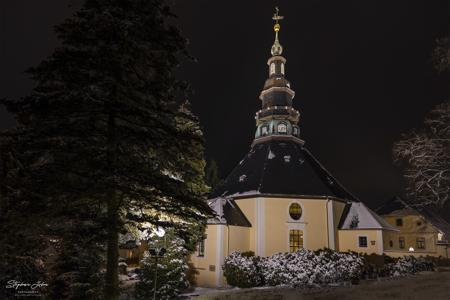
[289,203,302,220]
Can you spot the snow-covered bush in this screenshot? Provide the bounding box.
[135,237,189,300]
[223,251,262,288]
[223,249,364,288]
[383,256,434,277]
[259,249,364,287]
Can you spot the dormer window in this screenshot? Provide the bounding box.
[270,63,275,75]
[277,123,287,134]
[281,63,285,75]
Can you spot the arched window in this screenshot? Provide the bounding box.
[270,63,275,75]
[277,123,287,134]
[261,126,268,136]
[281,63,285,75]
[289,203,302,220]
[289,229,303,252]
[293,127,299,136]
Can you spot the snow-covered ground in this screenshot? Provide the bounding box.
[184,269,450,300]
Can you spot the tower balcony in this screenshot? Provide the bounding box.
[255,106,300,124]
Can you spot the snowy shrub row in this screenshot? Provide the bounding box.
[361,254,434,278]
[223,249,364,288]
[382,256,434,277]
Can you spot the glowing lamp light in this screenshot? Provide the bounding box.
[408,247,415,252]
[153,227,166,238]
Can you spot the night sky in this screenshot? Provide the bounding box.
[1,1,449,208]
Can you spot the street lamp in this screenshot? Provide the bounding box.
[150,227,166,300]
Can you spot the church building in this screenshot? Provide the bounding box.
[190,8,399,287]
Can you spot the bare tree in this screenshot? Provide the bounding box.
[393,102,450,207]
[432,37,450,73]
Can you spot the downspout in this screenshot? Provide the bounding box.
[326,198,330,249]
[227,224,230,257]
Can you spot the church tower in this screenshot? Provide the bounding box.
[254,7,302,144]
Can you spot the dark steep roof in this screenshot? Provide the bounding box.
[212,140,357,201]
[223,200,252,227]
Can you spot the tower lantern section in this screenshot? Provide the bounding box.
[254,7,301,142]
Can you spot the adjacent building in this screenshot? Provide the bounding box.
[377,196,450,258]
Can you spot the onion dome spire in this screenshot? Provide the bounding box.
[271,6,284,56]
[253,7,302,146]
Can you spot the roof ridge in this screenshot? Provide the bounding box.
[257,142,272,193]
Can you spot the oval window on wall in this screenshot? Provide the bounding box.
[289,203,302,220]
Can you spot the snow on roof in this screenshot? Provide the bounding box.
[211,140,357,201]
[207,197,251,227]
[340,202,398,231]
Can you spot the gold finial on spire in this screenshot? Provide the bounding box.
[271,7,284,56]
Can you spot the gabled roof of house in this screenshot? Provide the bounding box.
[339,202,398,231]
[211,140,357,201]
[376,196,450,239]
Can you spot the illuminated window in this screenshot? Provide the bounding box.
[289,230,303,252]
[281,63,285,74]
[197,239,205,257]
[358,236,368,247]
[289,203,302,220]
[396,218,403,226]
[416,237,425,249]
[438,233,443,241]
[399,237,405,249]
[293,127,299,136]
[270,63,275,75]
[277,123,287,134]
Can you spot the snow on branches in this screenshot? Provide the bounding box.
[393,102,450,207]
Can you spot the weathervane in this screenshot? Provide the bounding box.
[271,7,284,56]
[272,6,284,25]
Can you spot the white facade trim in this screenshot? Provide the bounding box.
[215,225,224,287]
[376,230,384,254]
[327,200,336,250]
[256,197,265,256]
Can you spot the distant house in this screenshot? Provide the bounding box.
[377,196,450,259]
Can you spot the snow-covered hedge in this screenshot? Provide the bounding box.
[260,249,363,286]
[224,251,435,288]
[223,249,364,288]
[382,256,434,277]
[223,251,262,288]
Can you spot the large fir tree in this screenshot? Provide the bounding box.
[1,0,211,298]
